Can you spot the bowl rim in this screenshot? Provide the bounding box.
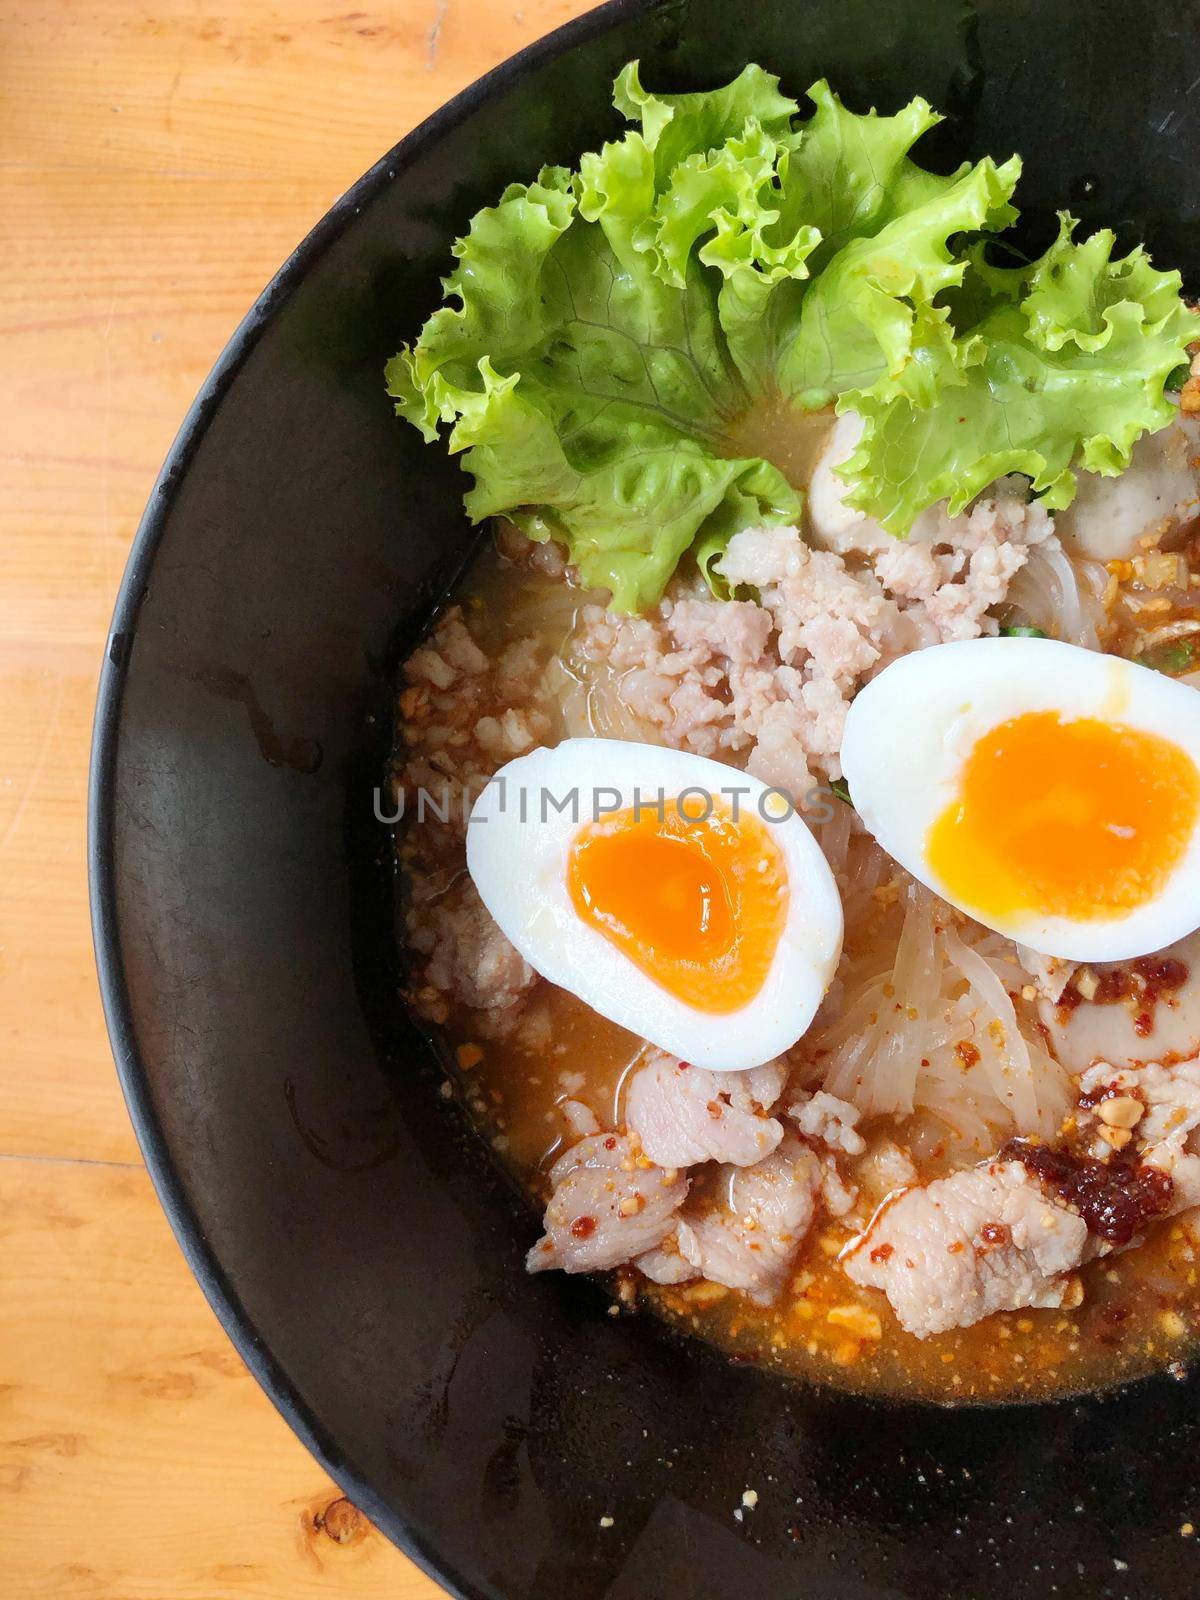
[86,3,658,1593]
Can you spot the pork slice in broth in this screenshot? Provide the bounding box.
[842,1160,1091,1338]
[675,1136,824,1305]
[634,1239,700,1286]
[526,1133,688,1274]
[1040,931,1200,1074]
[624,1053,787,1169]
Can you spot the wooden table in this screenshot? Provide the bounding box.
[0,3,594,1592]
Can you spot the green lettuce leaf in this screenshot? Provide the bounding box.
[441,359,800,612]
[389,68,1193,612]
[776,149,1021,406]
[388,70,809,613]
[839,214,1194,526]
[768,79,949,263]
[762,80,1019,403]
[611,60,798,186]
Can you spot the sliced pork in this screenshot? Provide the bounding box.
[634,1239,699,1286]
[855,1139,919,1208]
[1044,943,1200,1074]
[816,1150,859,1218]
[675,1136,824,1304]
[624,1053,787,1169]
[841,1159,1092,1338]
[559,1098,600,1139]
[526,1134,688,1275]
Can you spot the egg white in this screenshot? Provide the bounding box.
[466,738,843,1071]
[841,636,1200,962]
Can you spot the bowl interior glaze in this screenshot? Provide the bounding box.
[91,1,1200,1595]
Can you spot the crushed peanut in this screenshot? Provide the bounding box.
[1074,967,1100,1001]
[1098,1124,1133,1152]
[684,1281,729,1306]
[1096,1095,1144,1130]
[827,1304,883,1341]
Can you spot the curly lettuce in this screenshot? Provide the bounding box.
[841,215,1195,527]
[388,65,1193,612]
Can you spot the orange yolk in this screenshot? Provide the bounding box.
[926,710,1200,924]
[566,800,789,1013]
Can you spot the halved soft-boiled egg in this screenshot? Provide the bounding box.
[466,739,843,1070]
[842,636,1200,962]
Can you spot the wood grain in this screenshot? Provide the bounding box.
[0,0,595,1591]
[1,1158,418,1597]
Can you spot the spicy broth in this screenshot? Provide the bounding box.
[397,526,1200,1403]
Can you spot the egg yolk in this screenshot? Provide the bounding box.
[566,800,789,1013]
[926,710,1200,924]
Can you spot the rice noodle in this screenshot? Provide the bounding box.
[1006,535,1106,649]
[821,883,935,1118]
[941,926,1039,1131]
[802,867,1070,1150]
[815,797,853,878]
[545,651,665,744]
[812,805,890,929]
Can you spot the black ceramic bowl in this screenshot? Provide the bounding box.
[90,1,1200,1595]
